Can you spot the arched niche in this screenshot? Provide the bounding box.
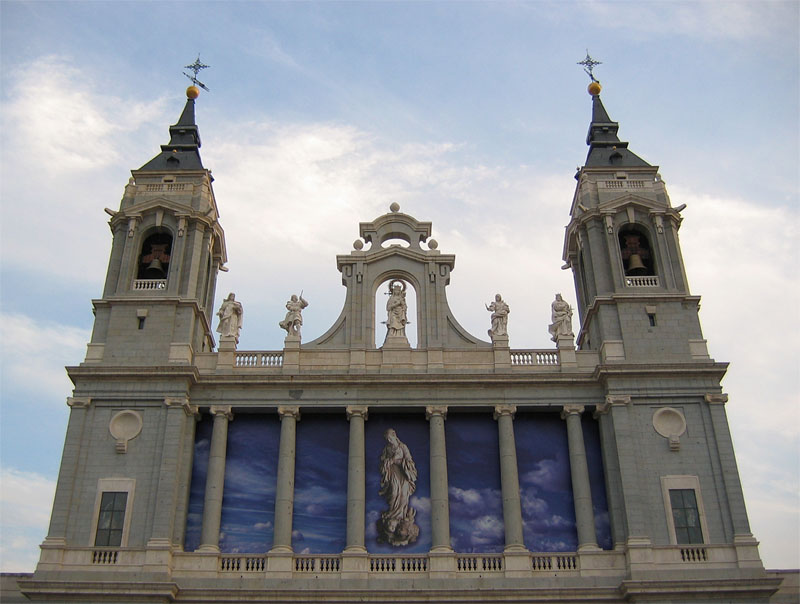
[373,276,419,349]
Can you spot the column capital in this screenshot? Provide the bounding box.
[560,404,585,420]
[704,393,729,405]
[164,397,198,416]
[425,405,448,420]
[605,394,632,406]
[210,405,233,420]
[493,404,517,420]
[67,397,91,408]
[278,405,301,421]
[346,405,368,421]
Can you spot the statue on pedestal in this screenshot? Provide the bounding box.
[279,293,309,337]
[548,293,574,342]
[384,280,409,337]
[216,293,243,341]
[486,294,510,338]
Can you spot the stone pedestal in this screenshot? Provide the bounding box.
[556,334,577,368]
[340,549,369,579]
[217,335,236,371]
[282,335,300,373]
[382,334,411,349]
[492,334,511,370]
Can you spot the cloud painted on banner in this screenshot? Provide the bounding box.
[521,458,571,493]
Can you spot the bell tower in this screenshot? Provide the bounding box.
[563,79,708,364]
[85,85,226,366]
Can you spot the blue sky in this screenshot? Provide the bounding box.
[1,1,797,571]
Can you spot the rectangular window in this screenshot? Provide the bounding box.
[669,488,703,544]
[661,475,709,545]
[94,492,128,547]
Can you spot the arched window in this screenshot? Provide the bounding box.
[618,226,654,276]
[137,231,173,280]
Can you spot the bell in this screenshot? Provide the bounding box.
[626,253,647,275]
[143,258,165,279]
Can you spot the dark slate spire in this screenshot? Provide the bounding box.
[138,92,204,171]
[584,88,650,168]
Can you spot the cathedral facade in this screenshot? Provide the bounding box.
[19,82,782,602]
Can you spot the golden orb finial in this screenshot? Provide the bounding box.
[588,81,602,96]
[186,85,200,99]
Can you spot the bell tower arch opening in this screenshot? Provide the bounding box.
[618,225,654,277]
[137,230,173,281]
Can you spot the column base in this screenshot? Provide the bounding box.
[503,547,532,577]
[195,544,220,553]
[341,548,369,578]
[429,548,456,577]
[266,549,294,576]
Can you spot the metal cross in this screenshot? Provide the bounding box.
[577,51,601,83]
[183,56,210,91]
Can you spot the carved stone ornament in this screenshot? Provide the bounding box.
[109,410,143,454]
[652,407,687,452]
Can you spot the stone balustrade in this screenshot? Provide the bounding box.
[600,180,650,190]
[41,545,751,582]
[510,350,559,366]
[624,275,659,287]
[143,183,188,192]
[132,279,167,290]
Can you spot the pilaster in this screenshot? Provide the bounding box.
[494,404,526,552]
[426,405,453,555]
[561,404,599,551]
[344,405,368,554]
[270,406,300,554]
[197,406,232,552]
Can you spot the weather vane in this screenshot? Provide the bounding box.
[183,56,210,92]
[577,51,601,83]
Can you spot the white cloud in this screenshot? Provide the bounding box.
[583,1,794,41]
[1,56,167,174]
[0,313,88,402]
[0,468,56,572]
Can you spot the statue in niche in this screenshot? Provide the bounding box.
[548,293,574,342]
[377,428,420,547]
[486,294,510,338]
[383,280,409,337]
[279,293,308,337]
[216,293,243,340]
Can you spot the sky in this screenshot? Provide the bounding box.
[0,0,798,573]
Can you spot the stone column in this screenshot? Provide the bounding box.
[494,405,525,551]
[345,406,368,552]
[561,404,598,550]
[426,406,452,552]
[198,406,233,552]
[271,406,300,553]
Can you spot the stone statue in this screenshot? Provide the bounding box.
[548,293,574,342]
[279,293,309,337]
[377,428,420,547]
[486,294,510,338]
[216,293,243,340]
[384,280,409,337]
